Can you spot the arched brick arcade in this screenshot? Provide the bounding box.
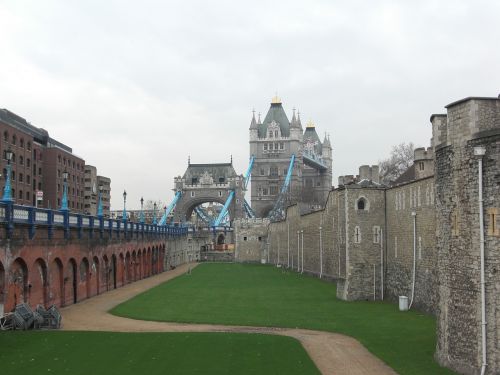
[0,240,168,312]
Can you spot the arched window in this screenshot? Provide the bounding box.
[3,131,7,141]
[27,142,31,151]
[19,156,23,165]
[20,138,24,148]
[356,197,369,211]
[12,135,16,145]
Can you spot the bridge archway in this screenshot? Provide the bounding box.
[50,258,63,306]
[31,258,48,307]
[10,257,28,307]
[67,258,77,305]
[172,162,246,224]
[92,256,100,296]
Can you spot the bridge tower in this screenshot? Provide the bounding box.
[249,96,333,217]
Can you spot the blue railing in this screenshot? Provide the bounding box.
[0,201,189,240]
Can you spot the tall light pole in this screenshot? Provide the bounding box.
[1,148,13,202]
[122,190,127,223]
[152,202,157,225]
[140,197,145,224]
[60,170,69,211]
[97,184,103,218]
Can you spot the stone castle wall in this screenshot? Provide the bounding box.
[385,177,438,315]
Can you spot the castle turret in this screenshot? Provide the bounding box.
[249,110,258,142]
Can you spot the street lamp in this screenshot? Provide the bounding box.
[60,170,69,211]
[122,190,127,222]
[97,184,103,218]
[1,148,13,202]
[140,197,145,224]
[152,202,157,225]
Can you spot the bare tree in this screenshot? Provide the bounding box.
[379,142,414,184]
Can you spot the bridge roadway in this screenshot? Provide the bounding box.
[61,263,396,375]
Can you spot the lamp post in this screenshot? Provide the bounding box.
[97,184,103,218]
[60,170,69,211]
[152,202,157,225]
[122,190,127,223]
[140,197,145,224]
[1,148,13,202]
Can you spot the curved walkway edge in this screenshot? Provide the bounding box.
[61,263,397,375]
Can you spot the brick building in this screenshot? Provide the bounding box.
[0,108,95,213]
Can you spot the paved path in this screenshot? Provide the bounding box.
[61,263,397,375]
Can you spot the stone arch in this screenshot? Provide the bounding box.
[137,250,142,280]
[111,254,118,289]
[31,258,48,307]
[119,253,125,287]
[9,257,29,309]
[217,233,225,245]
[102,255,110,291]
[125,252,131,284]
[131,251,137,282]
[50,258,64,307]
[147,248,151,277]
[176,195,234,223]
[92,256,100,296]
[79,257,90,299]
[66,258,78,305]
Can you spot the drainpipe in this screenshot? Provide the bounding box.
[380,228,384,300]
[319,226,323,278]
[287,222,290,268]
[297,230,300,272]
[409,211,417,309]
[301,230,304,273]
[474,146,487,375]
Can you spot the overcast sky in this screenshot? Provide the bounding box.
[1,0,499,210]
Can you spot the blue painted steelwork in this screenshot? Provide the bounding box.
[194,206,213,225]
[303,152,327,171]
[213,190,234,226]
[243,199,256,218]
[243,155,255,190]
[97,189,103,218]
[1,162,13,202]
[152,203,157,225]
[268,154,295,221]
[61,177,69,211]
[159,191,182,225]
[0,201,187,240]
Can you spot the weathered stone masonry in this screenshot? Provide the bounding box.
[236,95,499,375]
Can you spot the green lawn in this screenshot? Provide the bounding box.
[112,263,456,375]
[0,331,320,375]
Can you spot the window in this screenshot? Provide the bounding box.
[27,142,31,151]
[264,143,268,151]
[373,226,380,243]
[262,187,268,195]
[11,171,15,181]
[270,186,278,195]
[26,175,30,184]
[269,130,273,138]
[11,153,16,163]
[243,236,247,241]
[357,197,367,210]
[12,135,16,145]
[316,180,321,187]
[218,191,222,197]
[274,130,278,137]
[487,208,499,236]
[283,168,287,176]
[354,226,361,243]
[19,156,23,165]
[20,138,24,148]
[38,182,42,190]
[38,167,42,176]
[18,190,23,199]
[419,162,424,171]
[19,173,23,182]
[26,191,30,200]
[279,142,284,150]
[34,149,37,159]
[3,131,7,141]
[27,158,30,167]
[191,177,198,184]
[270,166,278,177]
[190,191,195,197]
[260,168,265,176]
[218,177,225,183]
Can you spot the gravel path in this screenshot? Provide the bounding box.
[61,263,397,375]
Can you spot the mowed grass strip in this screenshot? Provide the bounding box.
[0,331,320,375]
[112,263,456,375]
